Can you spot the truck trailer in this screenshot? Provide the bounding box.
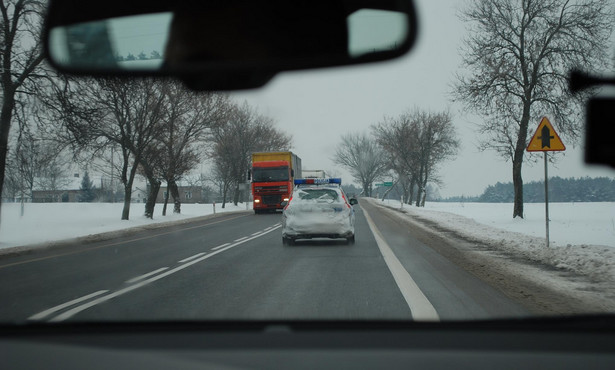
[250,151,302,213]
[302,170,326,179]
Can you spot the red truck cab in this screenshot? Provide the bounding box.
[250,151,301,214]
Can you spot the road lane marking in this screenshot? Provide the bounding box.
[211,243,230,251]
[251,232,261,236]
[362,207,440,321]
[234,236,248,242]
[178,253,206,263]
[46,225,282,322]
[125,267,169,284]
[28,290,109,321]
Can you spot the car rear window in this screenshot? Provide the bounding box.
[296,188,340,202]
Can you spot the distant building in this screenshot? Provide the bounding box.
[156,183,205,204]
[31,175,82,202]
[30,173,148,203]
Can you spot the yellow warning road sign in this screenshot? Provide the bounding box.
[526,117,566,152]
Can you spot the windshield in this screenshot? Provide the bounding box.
[296,188,340,202]
[1,0,614,325]
[252,167,290,182]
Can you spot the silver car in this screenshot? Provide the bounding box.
[282,179,357,245]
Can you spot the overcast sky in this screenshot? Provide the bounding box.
[83,0,615,198]
[231,0,615,197]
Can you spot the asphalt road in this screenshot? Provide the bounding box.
[0,200,529,323]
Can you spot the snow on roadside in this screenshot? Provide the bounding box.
[0,202,250,251]
[370,199,615,283]
[2,199,614,285]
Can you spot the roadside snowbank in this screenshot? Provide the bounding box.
[372,199,615,282]
[0,202,249,250]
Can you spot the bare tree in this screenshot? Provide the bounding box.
[333,132,388,197]
[372,113,420,204]
[414,111,459,206]
[372,109,459,206]
[3,94,70,211]
[208,101,292,208]
[52,77,166,219]
[155,82,231,215]
[210,132,236,208]
[452,0,612,218]
[0,0,46,224]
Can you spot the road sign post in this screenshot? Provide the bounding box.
[526,117,566,247]
[544,152,549,248]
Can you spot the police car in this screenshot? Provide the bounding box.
[281,178,357,245]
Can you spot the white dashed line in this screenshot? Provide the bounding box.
[28,290,109,321]
[179,253,206,263]
[125,267,169,284]
[40,224,282,322]
[211,243,230,251]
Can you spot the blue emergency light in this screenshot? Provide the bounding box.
[294,178,342,185]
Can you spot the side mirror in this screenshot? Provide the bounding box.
[280,201,288,207]
[349,198,358,205]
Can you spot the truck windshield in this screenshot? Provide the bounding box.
[252,167,289,182]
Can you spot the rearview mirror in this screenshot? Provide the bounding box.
[44,0,417,90]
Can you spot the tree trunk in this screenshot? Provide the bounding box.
[363,182,370,197]
[233,183,239,206]
[0,90,16,227]
[415,187,423,207]
[408,177,416,205]
[419,171,429,207]
[222,182,228,208]
[144,179,161,219]
[162,187,169,216]
[512,104,531,218]
[122,183,132,220]
[512,155,524,218]
[169,180,181,214]
[415,164,425,207]
[120,161,139,220]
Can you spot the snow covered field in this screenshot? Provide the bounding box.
[382,200,614,248]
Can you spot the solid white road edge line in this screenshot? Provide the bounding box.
[47,225,283,322]
[28,290,109,321]
[178,253,206,263]
[125,267,169,284]
[362,207,440,321]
